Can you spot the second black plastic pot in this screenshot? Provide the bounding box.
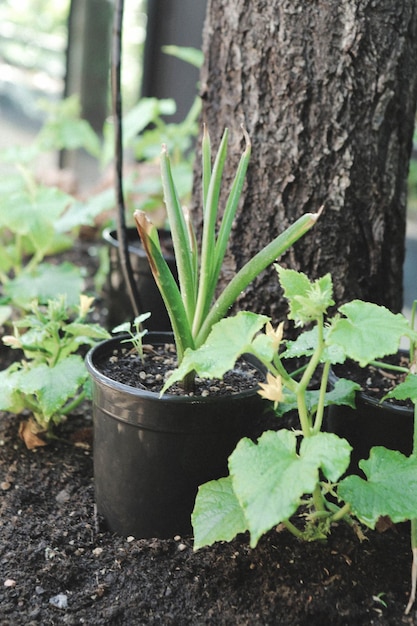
[86,333,271,539]
[326,365,414,474]
[103,227,177,330]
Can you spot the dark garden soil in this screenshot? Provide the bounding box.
[332,354,412,408]
[97,341,265,396]
[1,240,417,625]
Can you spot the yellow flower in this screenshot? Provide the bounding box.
[79,295,95,318]
[258,373,285,408]
[265,321,284,351]
[2,335,22,349]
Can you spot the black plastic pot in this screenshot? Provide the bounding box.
[326,364,414,474]
[86,333,270,539]
[103,227,177,331]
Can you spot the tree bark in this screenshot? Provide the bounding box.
[194,0,417,322]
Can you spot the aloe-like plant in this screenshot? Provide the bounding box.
[134,127,320,385]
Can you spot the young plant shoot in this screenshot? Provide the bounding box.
[112,312,151,361]
[163,267,417,611]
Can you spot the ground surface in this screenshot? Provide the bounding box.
[0,407,416,626]
[1,242,417,625]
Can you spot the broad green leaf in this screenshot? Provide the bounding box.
[55,196,114,232]
[383,374,417,403]
[4,263,84,308]
[275,378,360,418]
[162,45,204,68]
[0,367,26,414]
[39,117,101,157]
[276,267,333,325]
[0,305,12,326]
[282,327,346,364]
[251,332,276,364]
[300,432,352,482]
[328,301,414,366]
[0,187,70,233]
[325,377,361,409]
[339,447,417,527]
[102,97,176,165]
[66,322,111,342]
[192,476,248,550]
[229,430,335,547]
[18,355,87,418]
[0,245,15,274]
[161,312,269,393]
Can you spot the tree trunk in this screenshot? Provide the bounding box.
[195,0,417,322]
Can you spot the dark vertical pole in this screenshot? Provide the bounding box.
[112,0,142,319]
[140,0,207,122]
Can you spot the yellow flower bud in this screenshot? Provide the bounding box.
[265,321,284,351]
[79,295,95,318]
[258,372,284,408]
[2,335,22,349]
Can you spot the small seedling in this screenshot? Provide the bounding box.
[112,312,152,361]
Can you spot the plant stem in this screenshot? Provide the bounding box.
[405,543,417,615]
[312,483,326,513]
[62,390,88,416]
[312,360,330,434]
[405,401,417,614]
[297,314,325,437]
[330,502,351,522]
[411,300,417,367]
[368,360,409,374]
[283,519,305,540]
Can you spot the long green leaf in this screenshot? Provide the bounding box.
[202,125,211,215]
[134,212,194,359]
[193,130,229,335]
[212,128,251,288]
[196,210,321,346]
[160,145,196,323]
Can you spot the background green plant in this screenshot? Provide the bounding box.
[0,295,109,434]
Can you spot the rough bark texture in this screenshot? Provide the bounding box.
[194,0,417,322]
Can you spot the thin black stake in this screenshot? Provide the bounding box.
[112,0,142,319]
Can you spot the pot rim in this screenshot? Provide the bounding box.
[329,352,414,416]
[103,227,175,260]
[86,333,264,404]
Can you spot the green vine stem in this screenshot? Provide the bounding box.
[312,360,331,435]
[405,401,417,614]
[411,300,417,368]
[282,518,304,540]
[62,389,88,416]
